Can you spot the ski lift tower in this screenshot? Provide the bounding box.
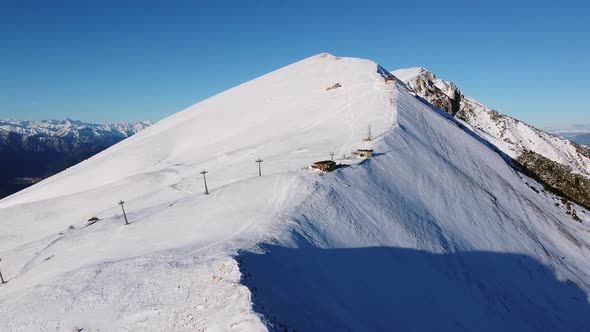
[255,159,264,176]
[0,258,6,284]
[200,170,209,195]
[363,124,373,141]
[119,200,129,225]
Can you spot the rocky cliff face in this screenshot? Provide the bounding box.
[410,70,463,116]
[393,67,590,210]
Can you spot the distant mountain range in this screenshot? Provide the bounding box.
[0,118,151,198]
[0,118,151,141]
[550,130,590,146]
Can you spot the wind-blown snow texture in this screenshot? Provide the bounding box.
[1,54,589,331]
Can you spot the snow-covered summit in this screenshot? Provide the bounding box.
[389,66,427,82]
[1,53,394,207]
[1,54,589,331]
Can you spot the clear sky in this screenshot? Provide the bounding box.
[1,0,588,129]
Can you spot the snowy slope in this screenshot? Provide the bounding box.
[0,54,395,330]
[1,54,589,331]
[241,82,590,331]
[393,67,590,178]
[0,54,393,209]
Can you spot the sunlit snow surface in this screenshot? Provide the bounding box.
[1,54,589,331]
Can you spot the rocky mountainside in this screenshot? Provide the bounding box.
[393,67,590,210]
[0,119,151,199]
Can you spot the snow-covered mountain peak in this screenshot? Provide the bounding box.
[390,66,428,82]
[1,55,395,207]
[61,117,76,124]
[1,55,589,331]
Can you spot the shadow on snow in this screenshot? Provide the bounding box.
[238,237,590,332]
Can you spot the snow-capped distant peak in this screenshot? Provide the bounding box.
[0,118,152,138]
[390,66,428,82]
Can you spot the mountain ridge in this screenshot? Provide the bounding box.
[1,54,589,331]
[392,66,590,210]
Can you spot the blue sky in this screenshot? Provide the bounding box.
[1,0,588,129]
